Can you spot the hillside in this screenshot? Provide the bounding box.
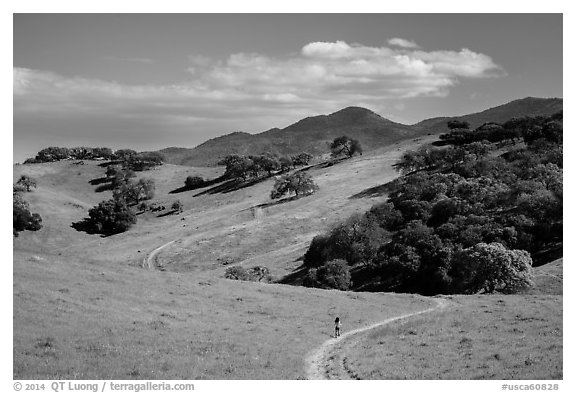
[159,97,562,167]
[159,107,418,166]
[413,97,563,133]
[13,99,562,380]
[13,136,442,379]
[13,130,562,379]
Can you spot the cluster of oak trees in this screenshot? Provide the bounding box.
[24,146,164,172]
[302,112,562,294]
[218,152,313,181]
[13,175,42,237]
[83,166,157,234]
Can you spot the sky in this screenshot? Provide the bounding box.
[13,13,563,162]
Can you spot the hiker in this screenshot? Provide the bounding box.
[334,317,341,338]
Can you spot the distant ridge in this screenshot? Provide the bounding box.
[413,97,563,133]
[159,97,562,167]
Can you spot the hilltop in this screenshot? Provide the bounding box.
[159,97,562,167]
[160,106,415,166]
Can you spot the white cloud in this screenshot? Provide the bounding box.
[388,37,420,49]
[14,40,504,147]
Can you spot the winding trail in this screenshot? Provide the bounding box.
[305,296,449,380]
[141,240,176,269]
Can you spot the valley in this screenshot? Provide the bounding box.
[13,101,563,380]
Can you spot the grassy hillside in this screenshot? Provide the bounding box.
[13,132,562,379]
[327,259,562,379]
[14,137,442,379]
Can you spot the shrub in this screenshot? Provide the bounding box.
[225,266,251,281]
[450,242,534,294]
[13,193,42,236]
[292,152,313,166]
[279,156,293,172]
[113,178,155,205]
[304,259,352,290]
[16,175,37,192]
[171,200,183,213]
[87,199,136,234]
[185,175,205,189]
[225,265,272,282]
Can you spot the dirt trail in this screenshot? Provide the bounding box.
[142,240,176,269]
[305,296,449,380]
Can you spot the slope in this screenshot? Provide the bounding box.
[13,136,441,379]
[160,107,417,167]
[413,97,563,133]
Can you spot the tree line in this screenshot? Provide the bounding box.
[218,152,313,181]
[24,146,164,172]
[301,112,562,294]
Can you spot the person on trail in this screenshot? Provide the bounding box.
[334,317,341,338]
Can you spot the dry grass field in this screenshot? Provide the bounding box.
[319,263,562,379]
[12,135,562,379]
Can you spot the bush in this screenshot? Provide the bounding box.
[303,259,352,290]
[13,193,42,236]
[185,176,205,189]
[292,152,313,166]
[171,200,183,213]
[113,178,155,206]
[86,199,137,234]
[279,156,293,172]
[450,242,534,294]
[225,265,272,282]
[16,175,37,192]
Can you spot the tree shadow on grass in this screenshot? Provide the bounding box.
[348,179,396,199]
[242,195,300,211]
[192,176,274,197]
[89,176,115,192]
[169,175,228,194]
[70,219,110,237]
[156,210,179,218]
[89,177,110,185]
[276,262,309,285]
[296,157,348,173]
[94,183,115,192]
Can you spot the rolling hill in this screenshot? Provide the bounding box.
[413,96,563,133]
[13,135,562,379]
[159,97,562,167]
[13,96,563,379]
[160,107,415,166]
